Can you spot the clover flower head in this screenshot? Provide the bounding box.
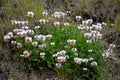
[84,33,91,39]
[42,10,48,16]
[32,41,38,47]
[54,22,60,27]
[27,11,34,18]
[91,61,97,67]
[25,37,32,43]
[67,39,76,45]
[55,63,62,68]
[64,22,70,27]
[50,42,55,46]
[20,50,31,58]
[40,52,45,59]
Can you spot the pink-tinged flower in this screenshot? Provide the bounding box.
[25,37,32,43]
[8,32,13,38]
[57,56,66,63]
[4,35,11,42]
[91,61,97,67]
[11,41,16,45]
[20,50,31,58]
[71,48,77,52]
[37,35,46,42]
[86,19,93,25]
[38,44,46,51]
[96,25,102,31]
[57,50,66,56]
[32,41,38,47]
[39,19,46,24]
[27,11,34,18]
[67,39,76,45]
[82,59,89,63]
[46,34,52,40]
[96,33,102,40]
[84,33,91,39]
[27,30,34,35]
[74,58,82,64]
[54,22,60,27]
[64,23,70,27]
[17,32,24,38]
[55,63,62,68]
[102,51,110,58]
[40,52,45,59]
[17,43,22,48]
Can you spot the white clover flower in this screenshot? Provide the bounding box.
[57,56,66,63]
[74,53,78,56]
[40,52,45,59]
[57,50,66,56]
[17,32,24,38]
[86,19,93,25]
[22,26,29,30]
[25,37,32,43]
[4,35,11,42]
[91,61,97,67]
[16,43,22,48]
[83,68,88,71]
[71,48,77,52]
[86,40,92,44]
[102,22,107,26]
[42,10,48,16]
[67,39,76,45]
[37,35,46,42]
[55,63,62,68]
[109,44,115,49]
[89,57,94,61]
[77,25,85,30]
[96,33,102,40]
[46,34,52,39]
[39,19,46,24]
[88,49,93,53]
[8,32,13,38]
[53,54,58,57]
[74,58,82,64]
[35,26,40,29]
[66,11,71,14]
[27,30,34,35]
[54,22,60,27]
[11,41,16,45]
[27,11,34,18]
[84,33,91,39]
[82,59,89,63]
[64,23,70,27]
[20,50,31,58]
[96,25,102,31]
[32,41,38,47]
[76,16,82,21]
[38,44,46,51]
[21,30,27,37]
[102,51,110,58]
[50,42,55,46]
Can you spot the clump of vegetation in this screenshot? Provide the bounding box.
[3,8,115,79]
